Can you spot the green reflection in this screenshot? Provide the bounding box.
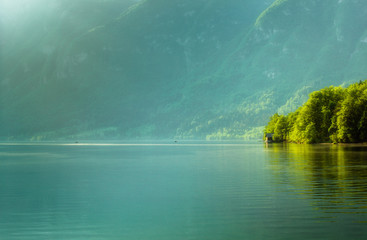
[265,143,367,215]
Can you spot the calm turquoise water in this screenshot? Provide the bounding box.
[1,142,367,239]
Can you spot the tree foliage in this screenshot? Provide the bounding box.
[264,80,367,143]
[264,113,288,142]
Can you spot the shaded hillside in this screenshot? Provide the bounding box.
[63,0,272,139]
[0,0,144,138]
[1,0,367,140]
[188,0,367,139]
[1,0,270,140]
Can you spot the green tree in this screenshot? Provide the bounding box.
[264,113,280,135]
[288,86,344,143]
[264,113,289,142]
[336,82,367,142]
[304,122,317,143]
[274,115,288,141]
[264,80,367,144]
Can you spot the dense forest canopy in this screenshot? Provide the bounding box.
[264,80,367,143]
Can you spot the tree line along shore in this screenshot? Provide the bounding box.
[264,80,367,144]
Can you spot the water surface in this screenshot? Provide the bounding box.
[0,142,367,239]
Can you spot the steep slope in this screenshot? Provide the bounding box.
[64,0,271,138]
[1,0,270,140]
[184,0,367,139]
[1,0,367,140]
[0,0,144,139]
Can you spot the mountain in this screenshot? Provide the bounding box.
[199,0,367,139]
[1,0,367,140]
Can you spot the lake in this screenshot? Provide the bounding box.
[0,142,367,239]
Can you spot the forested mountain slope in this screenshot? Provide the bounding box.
[200,0,367,139]
[1,0,367,140]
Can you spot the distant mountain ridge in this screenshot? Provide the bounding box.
[1,0,367,140]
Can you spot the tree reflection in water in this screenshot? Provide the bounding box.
[265,143,367,218]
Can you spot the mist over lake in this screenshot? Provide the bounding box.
[2,0,367,238]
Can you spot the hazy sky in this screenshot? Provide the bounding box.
[0,0,140,25]
[0,0,53,28]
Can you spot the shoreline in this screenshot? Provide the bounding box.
[268,142,367,146]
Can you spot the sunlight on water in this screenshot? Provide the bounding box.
[0,141,255,147]
[0,143,367,239]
